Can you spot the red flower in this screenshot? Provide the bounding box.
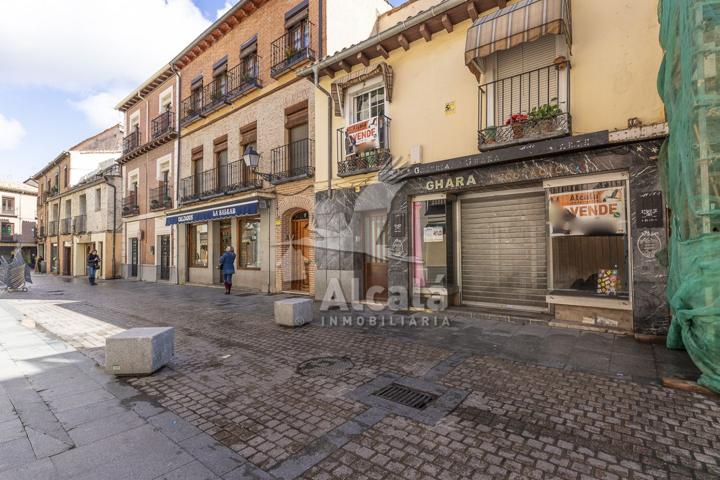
[505,113,528,125]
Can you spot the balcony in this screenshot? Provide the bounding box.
[270,138,314,184]
[73,215,87,234]
[0,233,18,243]
[48,221,58,236]
[179,160,262,204]
[122,128,141,154]
[122,193,140,217]
[37,226,46,239]
[270,22,315,78]
[179,59,261,125]
[151,110,174,139]
[149,185,173,210]
[60,218,72,235]
[478,62,571,150]
[337,116,391,177]
[0,207,16,217]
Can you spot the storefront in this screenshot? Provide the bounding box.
[170,197,274,291]
[315,133,669,335]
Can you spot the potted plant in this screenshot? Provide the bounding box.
[505,113,528,139]
[484,126,497,144]
[285,46,299,59]
[529,103,562,133]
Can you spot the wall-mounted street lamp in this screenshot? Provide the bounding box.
[242,146,274,182]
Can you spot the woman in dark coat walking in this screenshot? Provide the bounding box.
[218,246,236,294]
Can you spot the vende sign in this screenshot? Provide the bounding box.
[549,187,626,236]
[343,117,381,157]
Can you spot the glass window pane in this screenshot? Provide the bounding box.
[549,180,629,297]
[190,224,208,267]
[240,218,261,268]
[412,199,452,289]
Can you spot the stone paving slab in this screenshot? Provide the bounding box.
[1,276,718,480]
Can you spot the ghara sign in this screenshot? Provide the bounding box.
[424,174,477,191]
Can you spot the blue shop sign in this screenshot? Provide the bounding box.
[165,200,258,226]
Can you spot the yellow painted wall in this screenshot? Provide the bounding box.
[314,0,665,191]
[570,0,665,135]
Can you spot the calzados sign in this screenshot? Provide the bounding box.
[344,117,381,157]
[548,187,626,236]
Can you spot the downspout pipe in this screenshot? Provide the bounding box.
[312,64,333,198]
[171,64,182,285]
[102,168,121,279]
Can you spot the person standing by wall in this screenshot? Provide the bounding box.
[218,246,236,295]
[87,249,100,286]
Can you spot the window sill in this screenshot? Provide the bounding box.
[546,293,631,310]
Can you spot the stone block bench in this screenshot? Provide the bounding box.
[105,327,174,375]
[274,298,313,327]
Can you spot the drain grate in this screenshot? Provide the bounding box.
[372,383,437,410]
[297,356,353,377]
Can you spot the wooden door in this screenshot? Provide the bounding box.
[290,211,310,292]
[63,247,72,276]
[363,212,388,301]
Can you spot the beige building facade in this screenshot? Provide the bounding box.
[304,0,670,335]
[0,181,37,261]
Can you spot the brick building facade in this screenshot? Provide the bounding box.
[165,0,388,293]
[116,68,179,283]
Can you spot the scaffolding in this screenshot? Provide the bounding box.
[658,0,720,392]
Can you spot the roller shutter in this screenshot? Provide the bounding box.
[460,190,547,310]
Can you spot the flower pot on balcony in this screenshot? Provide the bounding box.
[511,123,525,139]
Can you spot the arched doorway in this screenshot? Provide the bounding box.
[289,210,310,292]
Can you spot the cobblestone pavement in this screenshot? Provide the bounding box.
[2,275,718,479]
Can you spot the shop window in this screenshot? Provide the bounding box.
[412,197,454,289]
[189,223,209,267]
[548,179,629,297]
[239,217,261,269]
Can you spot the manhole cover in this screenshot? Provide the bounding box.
[373,383,437,410]
[297,356,353,377]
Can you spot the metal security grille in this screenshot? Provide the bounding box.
[460,189,547,310]
[373,384,437,410]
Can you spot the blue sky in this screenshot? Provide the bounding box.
[0,0,402,185]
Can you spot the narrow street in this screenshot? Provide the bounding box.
[0,275,717,479]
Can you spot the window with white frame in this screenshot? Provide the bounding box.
[352,86,385,123]
[159,88,173,113]
[128,111,140,133]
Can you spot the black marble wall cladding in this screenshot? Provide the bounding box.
[315,138,669,335]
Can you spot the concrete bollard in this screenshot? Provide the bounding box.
[105,327,174,375]
[274,298,313,327]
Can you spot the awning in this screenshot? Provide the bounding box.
[465,0,571,77]
[330,62,393,117]
[165,200,258,226]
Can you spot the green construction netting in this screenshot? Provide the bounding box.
[658,0,720,393]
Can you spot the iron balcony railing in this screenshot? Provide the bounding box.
[478,62,571,150]
[0,207,16,216]
[179,160,262,203]
[0,234,18,243]
[48,221,58,236]
[37,226,46,239]
[337,115,392,177]
[270,21,315,77]
[122,128,141,153]
[151,110,174,139]
[179,58,261,124]
[270,138,314,184]
[122,193,140,217]
[73,215,87,234]
[149,185,173,210]
[60,217,72,235]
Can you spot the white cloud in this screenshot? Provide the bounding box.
[216,1,235,19]
[69,91,125,130]
[0,114,26,151]
[0,0,210,92]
